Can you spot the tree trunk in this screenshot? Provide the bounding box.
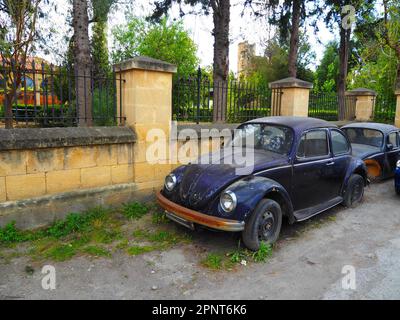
[73,0,92,127]
[211,0,230,123]
[288,0,301,78]
[337,20,351,121]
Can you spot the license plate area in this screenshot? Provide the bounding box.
[165,211,195,230]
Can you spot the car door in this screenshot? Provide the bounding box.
[329,129,352,196]
[292,129,335,211]
[386,131,400,176]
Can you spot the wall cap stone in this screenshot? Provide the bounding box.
[269,77,313,89]
[114,56,177,73]
[0,126,136,151]
[346,88,377,96]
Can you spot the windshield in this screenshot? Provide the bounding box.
[343,128,383,148]
[231,123,293,155]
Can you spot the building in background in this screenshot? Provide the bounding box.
[237,41,256,78]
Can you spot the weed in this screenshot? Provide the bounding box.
[152,211,169,225]
[0,222,27,244]
[252,242,273,263]
[201,253,223,270]
[122,202,148,219]
[83,245,111,257]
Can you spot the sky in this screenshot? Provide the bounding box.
[43,0,338,73]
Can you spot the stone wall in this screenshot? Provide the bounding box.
[0,127,137,228]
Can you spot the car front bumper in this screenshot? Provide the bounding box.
[156,191,245,232]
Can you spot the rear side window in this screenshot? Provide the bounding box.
[388,132,399,148]
[297,130,329,158]
[331,130,350,155]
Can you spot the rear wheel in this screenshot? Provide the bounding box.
[343,174,364,207]
[242,199,282,251]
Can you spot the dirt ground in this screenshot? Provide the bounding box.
[1,179,400,300]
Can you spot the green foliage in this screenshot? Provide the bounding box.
[122,202,149,219]
[314,42,339,93]
[92,20,111,80]
[92,88,116,126]
[252,242,273,263]
[112,17,199,77]
[245,34,315,87]
[127,245,157,256]
[0,222,26,244]
[83,245,111,257]
[46,207,107,238]
[201,253,223,270]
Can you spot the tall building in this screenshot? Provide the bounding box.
[237,41,256,77]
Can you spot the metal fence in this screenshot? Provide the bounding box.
[172,70,282,123]
[308,91,339,121]
[308,91,357,121]
[0,61,124,128]
[373,92,397,123]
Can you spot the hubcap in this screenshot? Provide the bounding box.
[258,211,275,240]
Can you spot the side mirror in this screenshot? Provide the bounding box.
[387,143,394,151]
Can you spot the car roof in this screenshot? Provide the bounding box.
[244,116,337,131]
[342,122,399,134]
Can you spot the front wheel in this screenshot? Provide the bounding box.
[242,199,282,251]
[343,174,365,207]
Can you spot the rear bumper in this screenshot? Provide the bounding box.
[156,191,245,232]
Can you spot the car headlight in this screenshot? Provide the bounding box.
[164,174,177,191]
[397,160,400,168]
[220,190,237,213]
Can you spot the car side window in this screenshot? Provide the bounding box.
[388,132,399,148]
[331,130,350,155]
[297,130,329,158]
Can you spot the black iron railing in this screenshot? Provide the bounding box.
[373,92,397,123]
[308,91,339,121]
[172,69,281,123]
[0,61,125,128]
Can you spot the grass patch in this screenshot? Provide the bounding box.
[43,243,76,262]
[201,253,224,270]
[127,245,158,256]
[122,202,149,219]
[152,211,169,225]
[83,245,111,257]
[132,228,191,247]
[252,242,272,263]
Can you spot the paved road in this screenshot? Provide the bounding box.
[1,180,400,299]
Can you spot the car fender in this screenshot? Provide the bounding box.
[223,176,295,223]
[342,158,369,192]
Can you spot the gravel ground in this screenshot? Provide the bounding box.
[1,179,399,300]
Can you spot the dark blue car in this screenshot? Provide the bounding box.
[157,117,368,250]
[342,123,400,181]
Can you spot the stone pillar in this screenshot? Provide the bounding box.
[395,90,400,128]
[346,88,376,122]
[114,57,177,192]
[269,77,313,117]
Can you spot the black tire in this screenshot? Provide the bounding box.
[242,199,282,251]
[343,174,365,207]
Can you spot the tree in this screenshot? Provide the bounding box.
[322,0,375,120]
[72,0,92,126]
[0,0,41,129]
[112,17,199,77]
[381,0,400,90]
[150,0,230,122]
[246,33,315,86]
[90,0,117,81]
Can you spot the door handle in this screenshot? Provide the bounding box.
[326,161,335,166]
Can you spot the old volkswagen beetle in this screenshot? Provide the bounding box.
[156,117,368,250]
[341,123,400,180]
